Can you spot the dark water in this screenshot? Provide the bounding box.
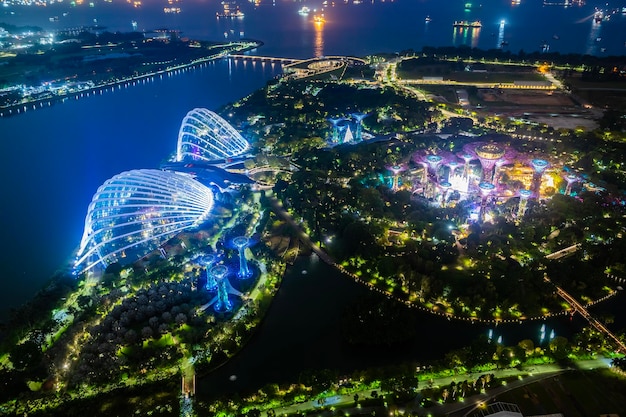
[2,0,626,57]
[197,255,600,398]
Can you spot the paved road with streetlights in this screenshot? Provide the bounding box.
[261,358,611,417]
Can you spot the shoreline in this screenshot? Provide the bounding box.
[0,39,265,118]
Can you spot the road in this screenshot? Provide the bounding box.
[260,358,611,417]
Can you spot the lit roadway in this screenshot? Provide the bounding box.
[543,70,564,89]
[260,358,611,417]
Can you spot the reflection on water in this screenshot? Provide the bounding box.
[471,27,480,48]
[314,19,325,57]
[497,20,505,49]
[453,26,480,48]
[585,20,602,55]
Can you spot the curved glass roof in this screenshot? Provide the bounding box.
[176,108,250,162]
[74,169,214,273]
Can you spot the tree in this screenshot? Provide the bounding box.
[549,336,571,360]
[9,340,42,371]
[518,339,534,356]
[175,312,188,325]
[141,326,153,339]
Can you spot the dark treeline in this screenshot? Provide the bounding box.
[411,45,626,72]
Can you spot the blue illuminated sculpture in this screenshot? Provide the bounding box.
[200,254,218,291]
[232,236,251,279]
[327,117,343,144]
[210,265,232,312]
[350,112,367,142]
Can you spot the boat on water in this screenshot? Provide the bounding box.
[453,20,482,28]
[425,16,432,22]
[298,6,310,15]
[594,10,603,23]
[313,14,325,23]
[217,1,244,18]
[464,2,481,10]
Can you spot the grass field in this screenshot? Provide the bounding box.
[494,370,626,416]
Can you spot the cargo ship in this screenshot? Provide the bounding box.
[453,20,482,28]
[216,1,244,18]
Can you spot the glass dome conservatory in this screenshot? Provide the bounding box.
[176,108,250,162]
[74,169,214,273]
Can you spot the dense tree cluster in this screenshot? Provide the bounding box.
[223,81,432,155]
[70,279,206,386]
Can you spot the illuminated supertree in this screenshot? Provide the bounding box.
[337,124,348,144]
[478,182,496,222]
[517,189,532,219]
[426,155,443,177]
[350,112,368,142]
[446,160,460,182]
[232,236,252,279]
[493,159,507,186]
[461,153,474,178]
[200,253,218,291]
[426,155,443,195]
[210,265,232,313]
[328,117,344,144]
[387,164,407,192]
[530,159,549,197]
[474,143,505,184]
[439,181,452,207]
[563,174,578,196]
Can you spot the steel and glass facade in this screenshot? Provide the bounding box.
[176,108,250,162]
[74,169,214,273]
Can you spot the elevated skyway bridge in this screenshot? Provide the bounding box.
[543,270,626,354]
[227,54,303,64]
